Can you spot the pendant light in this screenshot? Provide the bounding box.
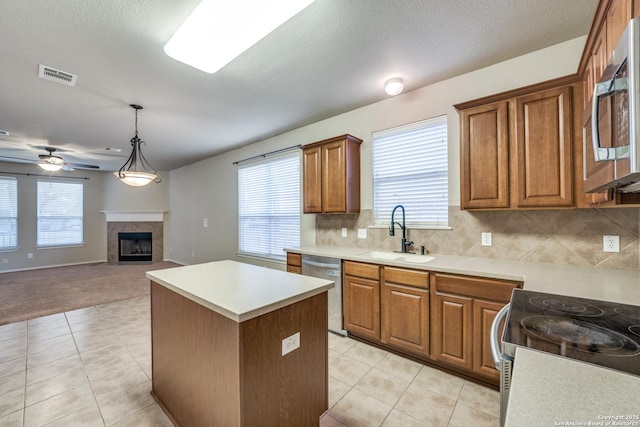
[114,104,161,187]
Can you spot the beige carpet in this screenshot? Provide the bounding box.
[0,261,180,325]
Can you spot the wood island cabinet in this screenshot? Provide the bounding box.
[381,267,430,357]
[343,261,380,341]
[458,84,575,209]
[302,134,362,214]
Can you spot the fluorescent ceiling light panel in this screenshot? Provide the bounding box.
[164,0,315,73]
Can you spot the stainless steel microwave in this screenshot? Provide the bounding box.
[588,17,640,193]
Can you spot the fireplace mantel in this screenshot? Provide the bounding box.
[101,211,166,222]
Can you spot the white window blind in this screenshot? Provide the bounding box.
[37,180,84,247]
[373,116,448,228]
[0,177,18,250]
[238,152,300,261]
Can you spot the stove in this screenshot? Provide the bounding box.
[503,289,640,376]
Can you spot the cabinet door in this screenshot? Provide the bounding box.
[606,0,632,59]
[513,86,573,207]
[381,283,429,357]
[472,299,505,382]
[302,146,322,213]
[321,140,347,213]
[460,101,509,209]
[431,291,473,370]
[343,275,380,340]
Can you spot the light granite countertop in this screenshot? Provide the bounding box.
[146,260,334,322]
[506,348,640,427]
[286,244,640,305]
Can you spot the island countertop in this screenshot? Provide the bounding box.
[146,260,334,322]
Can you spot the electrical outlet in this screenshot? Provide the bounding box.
[481,232,492,247]
[282,332,300,356]
[203,218,208,228]
[2,258,8,264]
[603,235,620,253]
[341,227,347,237]
[192,251,196,257]
[27,252,33,259]
[357,228,367,239]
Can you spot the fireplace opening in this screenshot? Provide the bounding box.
[118,232,152,263]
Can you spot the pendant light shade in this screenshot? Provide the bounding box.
[114,104,161,187]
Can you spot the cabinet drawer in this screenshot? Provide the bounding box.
[287,265,301,274]
[344,261,380,280]
[383,267,429,289]
[286,253,301,267]
[432,273,521,302]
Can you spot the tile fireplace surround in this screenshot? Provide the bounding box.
[102,211,164,265]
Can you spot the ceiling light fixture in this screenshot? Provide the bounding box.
[164,0,315,74]
[384,78,404,96]
[114,105,161,187]
[38,148,64,172]
[38,162,63,172]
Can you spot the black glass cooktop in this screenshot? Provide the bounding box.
[503,289,640,377]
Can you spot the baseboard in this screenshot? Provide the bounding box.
[0,259,107,274]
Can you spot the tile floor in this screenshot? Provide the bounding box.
[0,296,499,426]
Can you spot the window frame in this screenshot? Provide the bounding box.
[36,179,84,248]
[237,150,301,262]
[372,115,449,229]
[0,176,18,251]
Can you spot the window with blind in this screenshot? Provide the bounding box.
[373,116,448,228]
[37,180,84,247]
[0,177,18,250]
[238,152,300,261]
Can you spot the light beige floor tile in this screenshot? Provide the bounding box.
[90,363,150,403]
[0,356,26,378]
[457,381,500,418]
[394,383,456,427]
[412,365,465,400]
[64,306,103,322]
[328,334,357,354]
[23,383,97,427]
[27,313,67,328]
[320,412,348,427]
[27,325,70,342]
[381,409,428,427]
[329,377,352,408]
[0,336,26,363]
[26,354,83,386]
[328,348,341,364]
[73,329,121,353]
[25,369,90,406]
[27,333,75,356]
[0,388,25,419]
[97,380,155,425]
[376,352,422,382]
[68,317,109,334]
[82,351,140,383]
[108,404,172,427]
[0,409,23,427]
[329,354,372,386]
[0,370,26,395]
[448,402,499,427]
[354,367,410,406]
[27,344,78,369]
[0,323,26,342]
[344,341,388,366]
[329,388,392,427]
[40,403,104,427]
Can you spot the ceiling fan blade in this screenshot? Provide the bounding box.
[64,162,100,170]
[0,155,38,164]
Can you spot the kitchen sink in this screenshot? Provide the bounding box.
[359,251,435,264]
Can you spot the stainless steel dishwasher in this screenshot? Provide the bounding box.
[301,255,346,336]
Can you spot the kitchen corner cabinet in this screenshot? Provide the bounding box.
[286,252,301,274]
[431,273,521,383]
[458,84,575,209]
[302,134,362,214]
[381,267,430,357]
[343,261,380,341]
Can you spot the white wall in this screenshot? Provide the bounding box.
[168,36,587,268]
[0,162,170,272]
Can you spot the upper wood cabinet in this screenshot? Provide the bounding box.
[458,84,575,210]
[302,134,362,214]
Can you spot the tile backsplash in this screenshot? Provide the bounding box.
[315,207,640,271]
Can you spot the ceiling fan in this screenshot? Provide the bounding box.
[0,146,100,171]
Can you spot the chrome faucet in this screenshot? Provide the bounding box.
[389,204,413,253]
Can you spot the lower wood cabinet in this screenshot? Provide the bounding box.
[381,267,430,357]
[343,261,380,341]
[286,252,301,274]
[473,299,506,382]
[431,291,473,371]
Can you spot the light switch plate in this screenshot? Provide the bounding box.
[203,218,208,228]
[282,332,300,356]
[481,232,492,247]
[341,227,347,237]
[358,228,367,239]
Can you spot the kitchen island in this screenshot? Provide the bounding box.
[146,260,334,427]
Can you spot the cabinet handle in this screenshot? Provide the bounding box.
[591,73,628,162]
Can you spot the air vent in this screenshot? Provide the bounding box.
[38,64,77,87]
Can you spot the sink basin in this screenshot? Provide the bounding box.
[360,251,435,264]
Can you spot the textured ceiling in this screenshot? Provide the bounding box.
[0,0,598,172]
